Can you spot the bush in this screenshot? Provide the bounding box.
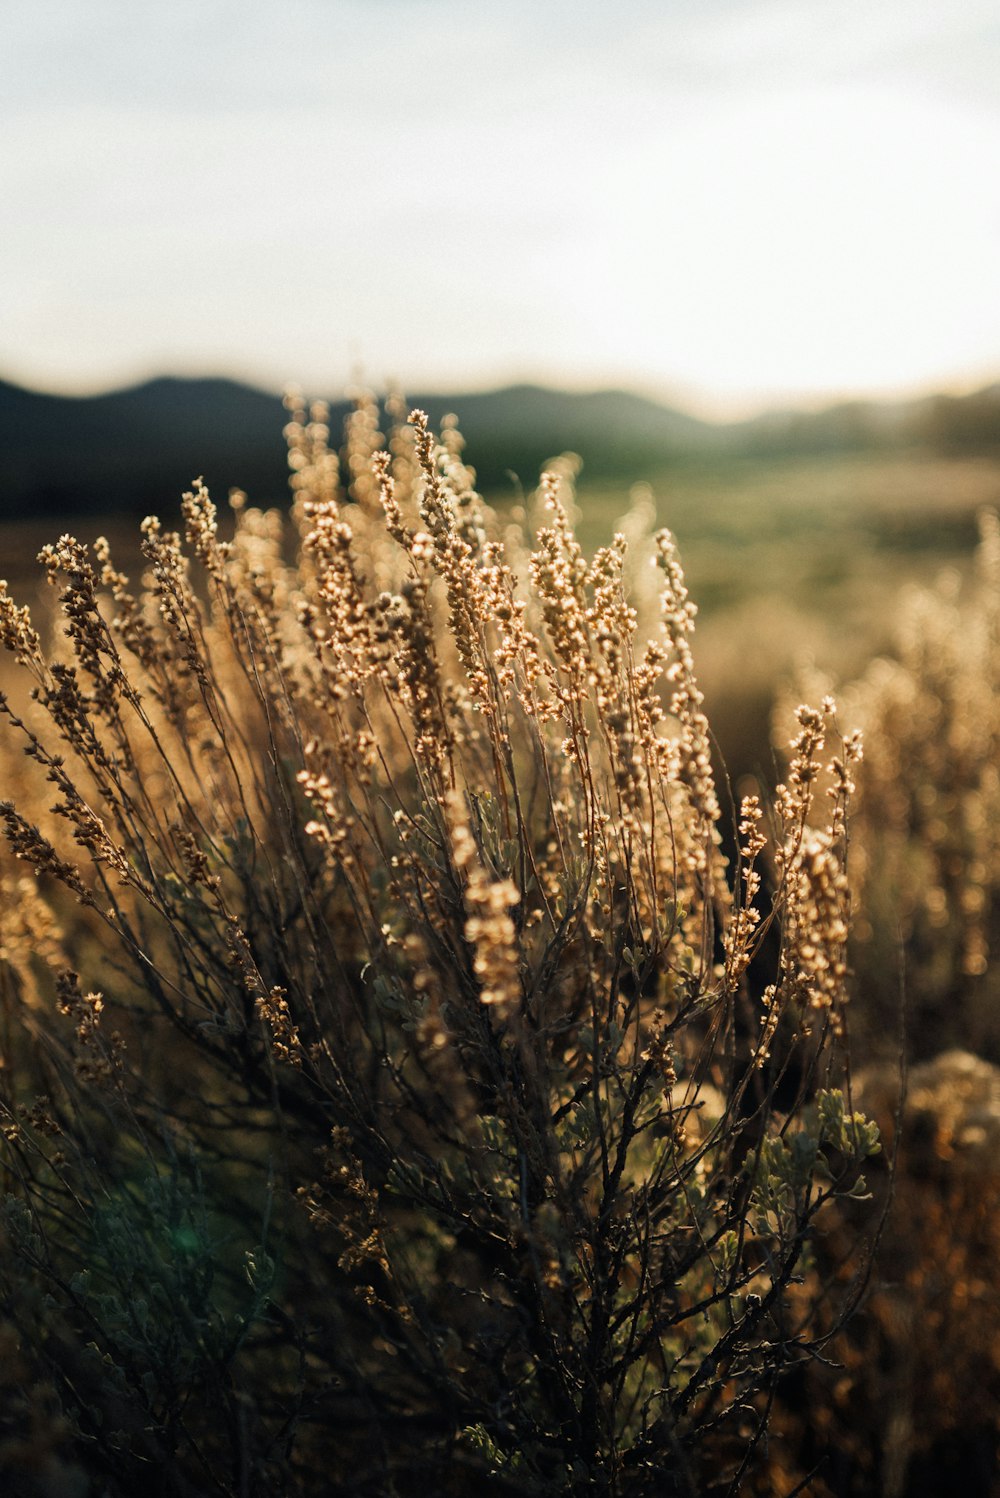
[757,517,1000,1496]
[0,397,877,1496]
[843,511,1000,1063]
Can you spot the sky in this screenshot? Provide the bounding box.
[3,0,1000,414]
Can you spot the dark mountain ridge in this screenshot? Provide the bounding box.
[1,373,998,521]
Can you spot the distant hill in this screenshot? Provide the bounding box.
[0,376,290,521]
[0,373,998,521]
[734,386,1000,457]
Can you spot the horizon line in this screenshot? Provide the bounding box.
[3,363,999,427]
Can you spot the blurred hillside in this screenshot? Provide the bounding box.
[1,373,998,520]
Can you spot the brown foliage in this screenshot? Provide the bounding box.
[0,397,875,1496]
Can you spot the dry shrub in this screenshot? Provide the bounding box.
[844,511,1000,1061]
[760,1052,1000,1498]
[0,397,876,1496]
[762,524,1000,1495]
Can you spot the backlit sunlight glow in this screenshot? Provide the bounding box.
[598,85,1000,410]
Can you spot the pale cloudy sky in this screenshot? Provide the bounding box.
[3,0,999,411]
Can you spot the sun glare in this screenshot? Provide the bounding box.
[595,84,1000,405]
